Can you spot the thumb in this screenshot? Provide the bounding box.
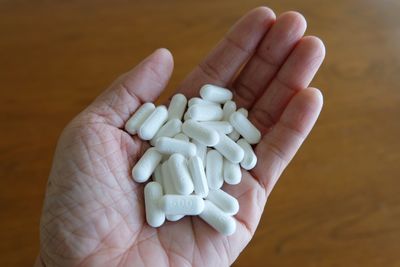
[87,48,174,127]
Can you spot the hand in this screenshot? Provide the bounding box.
[37,7,325,267]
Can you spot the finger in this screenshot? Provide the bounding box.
[252,87,323,195]
[88,48,174,127]
[176,7,276,98]
[250,36,325,133]
[232,11,307,109]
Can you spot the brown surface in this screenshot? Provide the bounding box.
[1,0,399,266]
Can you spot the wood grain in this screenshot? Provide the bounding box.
[1,0,399,266]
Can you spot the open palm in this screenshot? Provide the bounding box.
[38,7,325,267]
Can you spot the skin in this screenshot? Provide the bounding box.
[36,7,325,267]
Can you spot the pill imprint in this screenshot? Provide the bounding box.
[160,195,204,215]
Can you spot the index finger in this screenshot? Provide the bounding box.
[175,7,276,98]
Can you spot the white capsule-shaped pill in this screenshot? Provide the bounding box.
[187,156,209,198]
[160,195,204,215]
[161,161,185,221]
[168,154,194,195]
[200,84,233,104]
[237,139,257,170]
[206,189,239,215]
[192,139,207,165]
[199,200,236,236]
[155,137,196,157]
[188,97,220,107]
[188,104,223,121]
[144,182,165,227]
[152,165,163,186]
[150,119,182,146]
[214,133,244,164]
[138,105,168,140]
[206,150,224,190]
[229,111,261,144]
[125,103,155,135]
[222,100,236,121]
[227,107,246,141]
[199,121,233,134]
[237,107,248,117]
[223,159,242,185]
[174,133,190,142]
[182,119,220,146]
[132,148,162,183]
[168,93,187,121]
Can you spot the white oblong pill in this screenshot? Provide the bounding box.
[132,148,162,183]
[222,100,236,121]
[155,137,196,157]
[206,150,224,190]
[199,121,233,134]
[160,195,204,215]
[188,104,223,121]
[182,119,220,146]
[174,133,190,142]
[228,130,240,141]
[223,159,241,185]
[192,139,207,166]
[138,106,168,140]
[188,97,220,107]
[214,133,244,164]
[200,84,233,104]
[168,153,194,195]
[206,189,239,215]
[199,200,236,236]
[229,111,261,144]
[125,103,155,135]
[188,156,209,198]
[161,162,185,221]
[150,119,182,146]
[152,165,163,186]
[144,182,165,227]
[237,107,248,117]
[237,139,257,170]
[168,93,187,121]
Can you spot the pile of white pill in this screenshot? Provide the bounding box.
[125,84,261,236]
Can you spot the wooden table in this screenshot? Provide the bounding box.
[1,0,399,266]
